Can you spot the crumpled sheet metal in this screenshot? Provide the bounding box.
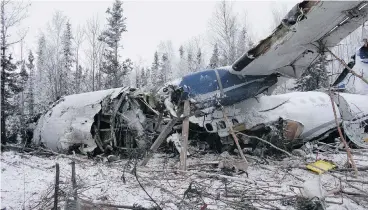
[333,93,368,148]
[33,87,128,152]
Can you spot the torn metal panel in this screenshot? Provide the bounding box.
[333,93,368,148]
[32,87,157,153]
[33,88,127,152]
[231,1,368,78]
[192,92,339,142]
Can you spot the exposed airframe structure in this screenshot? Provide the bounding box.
[33,87,161,152]
[232,1,368,78]
[32,1,368,153]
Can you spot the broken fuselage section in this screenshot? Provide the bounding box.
[32,87,162,153]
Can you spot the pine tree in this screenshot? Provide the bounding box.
[294,55,329,91]
[1,0,29,144]
[98,0,127,88]
[122,58,133,86]
[18,60,28,140]
[19,61,28,87]
[36,35,46,83]
[151,51,159,85]
[209,43,219,69]
[26,51,35,117]
[177,45,187,77]
[140,67,147,87]
[1,55,26,142]
[187,50,195,73]
[74,65,83,94]
[236,27,247,58]
[196,48,203,71]
[161,53,169,83]
[35,34,50,112]
[61,21,74,96]
[179,45,184,59]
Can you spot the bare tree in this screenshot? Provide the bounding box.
[208,0,238,65]
[73,24,85,93]
[45,11,67,100]
[158,40,175,80]
[86,15,103,91]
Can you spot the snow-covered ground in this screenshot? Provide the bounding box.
[1,149,368,210]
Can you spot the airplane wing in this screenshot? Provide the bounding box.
[230,1,368,78]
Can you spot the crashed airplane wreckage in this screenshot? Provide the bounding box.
[32,85,368,156]
[32,87,161,153]
[33,0,368,156]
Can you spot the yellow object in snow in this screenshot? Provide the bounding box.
[306,160,336,174]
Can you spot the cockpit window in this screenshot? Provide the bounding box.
[180,70,218,95]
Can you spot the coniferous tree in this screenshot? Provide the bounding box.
[122,58,133,86]
[74,65,83,94]
[99,0,127,88]
[209,43,219,69]
[187,50,195,73]
[177,45,187,77]
[294,55,329,91]
[1,55,26,142]
[179,45,184,59]
[18,60,28,140]
[140,67,147,87]
[26,51,35,117]
[61,21,74,96]
[196,48,203,71]
[19,61,28,88]
[151,51,159,85]
[161,53,169,83]
[35,34,51,112]
[236,27,247,58]
[36,35,46,83]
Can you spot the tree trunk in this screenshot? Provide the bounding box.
[114,40,118,88]
[92,34,95,91]
[1,0,7,145]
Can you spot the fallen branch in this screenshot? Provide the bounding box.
[221,107,248,167]
[1,144,87,162]
[133,165,162,210]
[140,118,179,166]
[178,169,255,185]
[139,176,197,210]
[78,197,147,209]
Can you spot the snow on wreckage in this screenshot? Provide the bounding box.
[32,87,158,153]
[32,0,368,157]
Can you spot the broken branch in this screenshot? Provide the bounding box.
[328,90,358,176]
[221,107,249,166]
[141,118,179,166]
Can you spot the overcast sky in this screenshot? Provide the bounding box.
[11,0,299,66]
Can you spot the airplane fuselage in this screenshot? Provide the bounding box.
[172,69,278,109]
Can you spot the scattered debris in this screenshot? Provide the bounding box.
[306,160,336,174]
